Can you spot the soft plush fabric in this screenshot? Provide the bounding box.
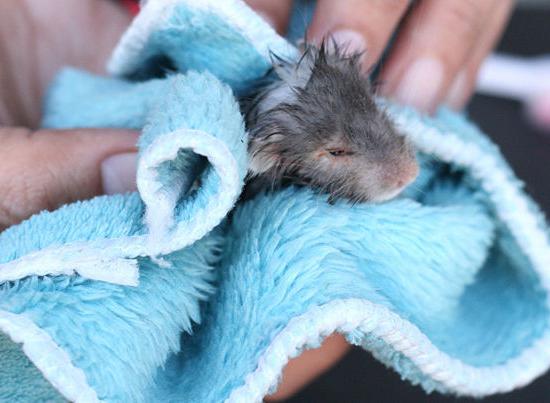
[2,0,550,402]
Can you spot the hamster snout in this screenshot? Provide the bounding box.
[243,40,419,203]
[376,158,419,202]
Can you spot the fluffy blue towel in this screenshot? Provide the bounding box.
[2,0,550,401]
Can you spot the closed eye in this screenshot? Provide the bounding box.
[327,149,354,157]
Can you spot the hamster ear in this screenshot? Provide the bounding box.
[269,52,294,80]
[248,149,281,176]
[247,135,283,176]
[270,49,315,90]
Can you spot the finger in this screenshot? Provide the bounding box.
[244,0,293,35]
[307,0,410,70]
[265,334,351,401]
[445,0,514,110]
[379,0,499,113]
[0,127,138,229]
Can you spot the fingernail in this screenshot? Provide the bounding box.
[328,29,367,57]
[101,152,138,195]
[393,57,444,113]
[446,71,469,110]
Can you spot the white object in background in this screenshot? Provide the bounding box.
[477,54,550,131]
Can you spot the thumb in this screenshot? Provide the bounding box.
[0,127,139,229]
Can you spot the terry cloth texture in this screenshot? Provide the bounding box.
[1,0,550,401]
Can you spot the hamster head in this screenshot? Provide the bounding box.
[247,42,418,203]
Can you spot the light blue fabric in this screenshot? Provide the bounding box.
[2,0,550,401]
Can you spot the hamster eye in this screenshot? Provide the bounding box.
[327,149,354,157]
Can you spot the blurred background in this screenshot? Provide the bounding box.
[288,3,550,402]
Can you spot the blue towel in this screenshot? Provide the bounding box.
[2,0,550,401]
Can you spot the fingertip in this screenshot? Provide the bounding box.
[379,0,501,114]
[325,29,367,56]
[307,0,409,70]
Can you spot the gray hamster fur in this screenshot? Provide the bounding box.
[243,41,419,203]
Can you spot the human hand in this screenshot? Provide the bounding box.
[0,0,137,229]
[246,0,514,113]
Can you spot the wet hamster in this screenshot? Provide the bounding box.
[243,41,419,203]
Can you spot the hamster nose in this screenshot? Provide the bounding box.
[395,160,419,188]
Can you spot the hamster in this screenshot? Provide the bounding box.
[242,41,419,203]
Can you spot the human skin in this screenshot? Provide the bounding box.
[0,0,513,400]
